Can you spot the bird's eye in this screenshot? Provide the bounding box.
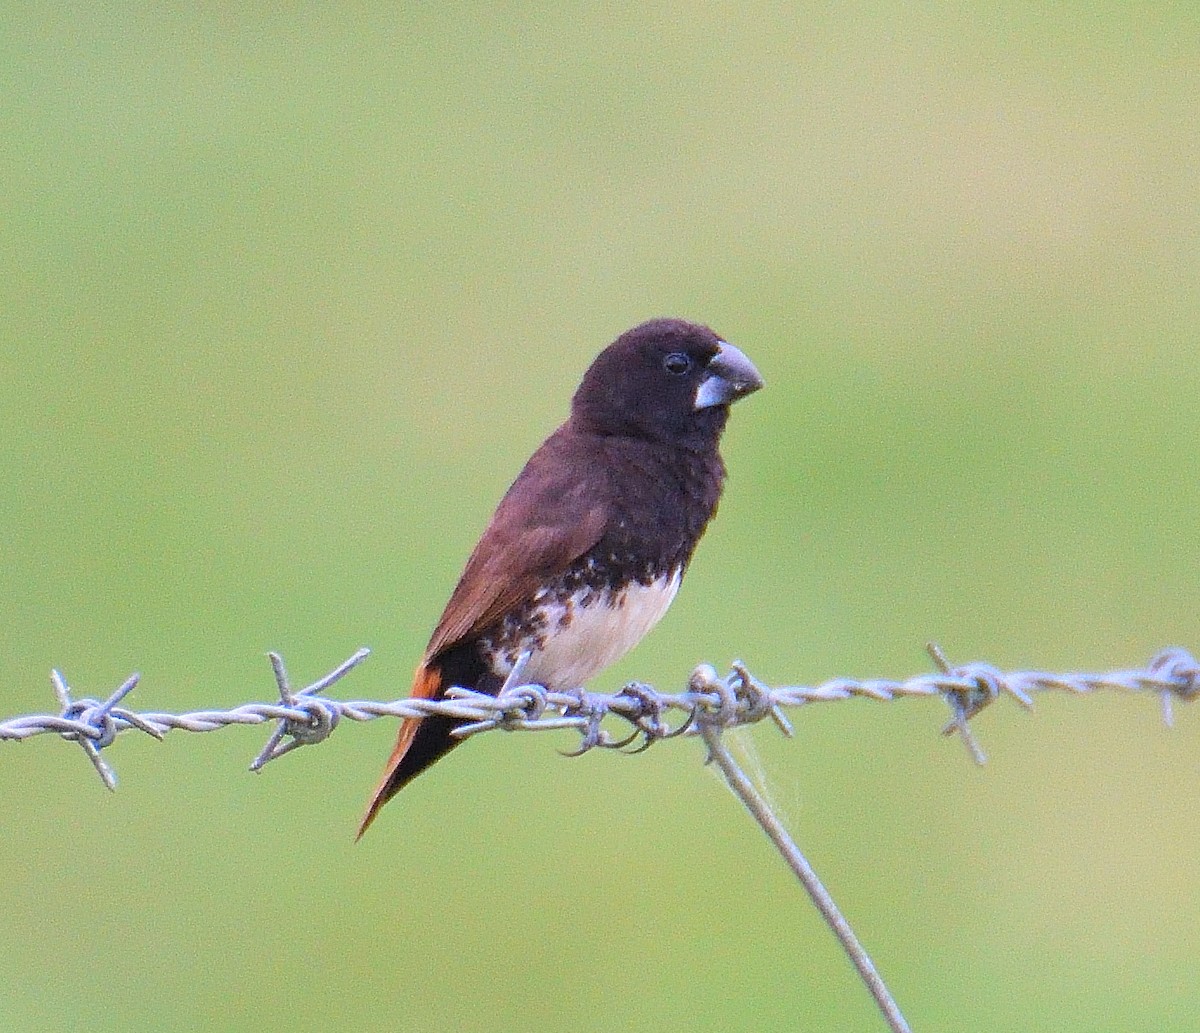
[662,352,692,375]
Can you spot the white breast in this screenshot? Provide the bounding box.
[506,569,682,692]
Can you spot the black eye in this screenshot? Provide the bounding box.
[662,352,692,375]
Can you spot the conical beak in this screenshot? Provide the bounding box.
[693,341,764,409]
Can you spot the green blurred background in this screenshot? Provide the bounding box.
[3,4,1199,1031]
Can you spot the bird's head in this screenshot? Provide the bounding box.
[570,318,763,443]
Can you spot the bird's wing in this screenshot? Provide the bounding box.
[425,436,611,660]
[356,435,609,838]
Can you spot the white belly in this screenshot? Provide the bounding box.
[506,570,681,691]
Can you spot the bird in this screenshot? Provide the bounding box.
[357,318,763,837]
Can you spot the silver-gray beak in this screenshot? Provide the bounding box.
[693,341,764,410]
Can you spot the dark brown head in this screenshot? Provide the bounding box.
[570,318,763,443]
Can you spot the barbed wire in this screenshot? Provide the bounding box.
[2,643,1197,789]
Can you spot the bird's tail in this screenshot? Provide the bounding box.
[356,664,459,839]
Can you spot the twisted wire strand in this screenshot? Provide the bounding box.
[1,644,1196,789]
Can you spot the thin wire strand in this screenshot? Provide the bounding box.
[701,723,912,1033]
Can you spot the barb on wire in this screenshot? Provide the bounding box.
[1,644,1197,789]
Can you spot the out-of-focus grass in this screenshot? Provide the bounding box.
[1,5,1198,1031]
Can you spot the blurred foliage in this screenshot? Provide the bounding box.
[1,4,1198,1031]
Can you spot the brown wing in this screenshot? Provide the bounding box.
[356,432,610,837]
[424,433,611,662]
